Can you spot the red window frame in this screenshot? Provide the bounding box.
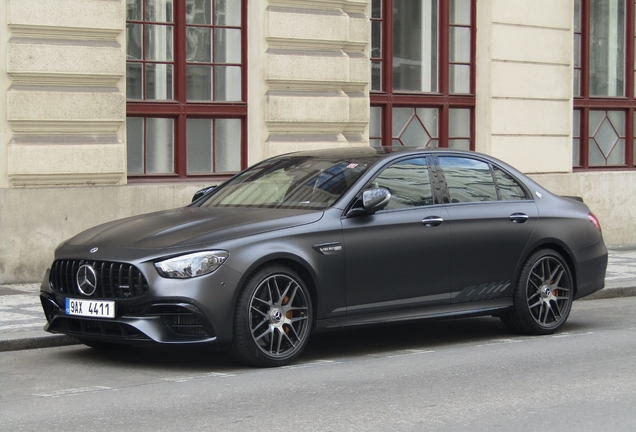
[126,0,248,181]
[370,0,476,149]
[574,0,636,170]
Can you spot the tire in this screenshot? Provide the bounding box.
[501,249,574,335]
[230,265,313,367]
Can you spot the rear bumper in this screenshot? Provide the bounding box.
[571,240,608,300]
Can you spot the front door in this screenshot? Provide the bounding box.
[342,157,451,315]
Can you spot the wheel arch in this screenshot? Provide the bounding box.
[518,240,578,298]
[231,253,320,322]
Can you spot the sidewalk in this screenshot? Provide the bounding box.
[1,246,635,352]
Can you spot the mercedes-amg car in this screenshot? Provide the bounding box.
[40,147,608,367]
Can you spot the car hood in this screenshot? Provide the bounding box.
[65,207,323,249]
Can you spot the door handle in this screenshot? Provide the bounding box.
[422,216,444,227]
[510,213,529,223]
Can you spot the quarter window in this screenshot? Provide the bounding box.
[493,167,527,201]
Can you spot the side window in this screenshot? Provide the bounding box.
[438,157,498,203]
[370,157,433,210]
[494,167,527,201]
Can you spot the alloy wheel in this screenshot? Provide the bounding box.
[248,274,310,358]
[525,255,572,328]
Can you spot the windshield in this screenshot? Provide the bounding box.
[200,156,372,210]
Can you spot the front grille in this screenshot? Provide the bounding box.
[152,305,210,337]
[50,260,150,299]
[49,317,149,340]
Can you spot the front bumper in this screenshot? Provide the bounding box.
[41,293,217,344]
[39,260,244,345]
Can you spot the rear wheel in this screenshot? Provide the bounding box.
[230,265,313,367]
[501,249,574,335]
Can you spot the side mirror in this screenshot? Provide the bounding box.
[347,188,391,217]
[192,186,216,203]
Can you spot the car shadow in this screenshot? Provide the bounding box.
[51,315,595,372]
[303,316,510,359]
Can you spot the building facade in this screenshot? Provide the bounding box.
[1,0,635,283]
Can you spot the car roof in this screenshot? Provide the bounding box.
[277,146,481,161]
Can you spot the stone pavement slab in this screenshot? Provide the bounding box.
[1,247,634,351]
[0,284,45,333]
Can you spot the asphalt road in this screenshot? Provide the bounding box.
[1,297,635,431]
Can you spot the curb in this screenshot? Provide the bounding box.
[583,285,636,300]
[0,332,79,353]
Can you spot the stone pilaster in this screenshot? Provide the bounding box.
[476,0,573,173]
[4,0,126,187]
[262,0,370,157]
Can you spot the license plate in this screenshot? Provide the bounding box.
[66,298,115,319]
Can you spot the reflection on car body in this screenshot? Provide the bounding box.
[40,147,608,367]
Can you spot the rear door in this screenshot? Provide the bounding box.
[435,156,538,304]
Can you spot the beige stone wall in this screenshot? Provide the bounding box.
[1,1,10,187]
[261,0,370,157]
[4,0,126,187]
[0,0,373,283]
[1,0,634,284]
[476,0,573,173]
[0,184,210,283]
[531,172,636,246]
[478,0,636,246]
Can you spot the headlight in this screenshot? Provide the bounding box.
[154,251,229,279]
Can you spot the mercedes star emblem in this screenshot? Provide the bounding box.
[76,264,98,296]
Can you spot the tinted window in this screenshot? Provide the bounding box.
[494,167,527,200]
[438,157,498,203]
[370,157,433,210]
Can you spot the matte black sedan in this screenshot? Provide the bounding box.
[40,147,607,367]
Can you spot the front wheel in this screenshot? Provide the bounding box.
[501,249,574,335]
[230,265,313,367]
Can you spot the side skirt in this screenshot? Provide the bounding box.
[314,299,512,332]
